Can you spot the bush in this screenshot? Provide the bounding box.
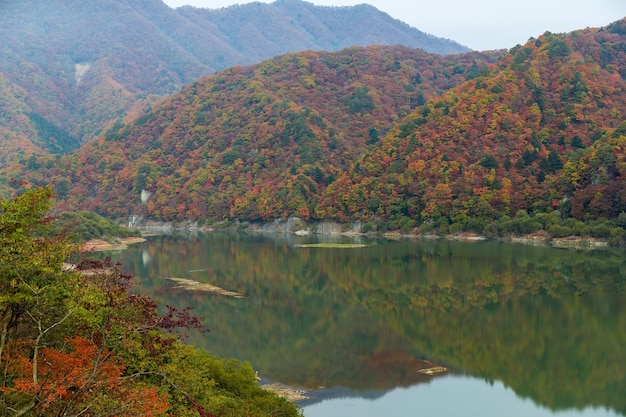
[609,227,626,245]
[50,211,140,242]
[164,345,302,417]
[583,222,613,238]
[497,215,542,235]
[363,222,376,233]
[546,224,573,238]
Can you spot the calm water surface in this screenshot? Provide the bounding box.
[111,233,626,416]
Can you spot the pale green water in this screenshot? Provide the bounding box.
[111,233,626,416]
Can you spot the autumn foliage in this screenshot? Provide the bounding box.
[1,45,503,220]
[0,188,302,416]
[4,20,626,236]
[6,336,169,416]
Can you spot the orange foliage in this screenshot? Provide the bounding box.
[5,336,169,416]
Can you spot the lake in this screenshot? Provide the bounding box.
[110,232,626,416]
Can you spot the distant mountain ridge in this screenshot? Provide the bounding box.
[176,0,470,66]
[0,0,468,165]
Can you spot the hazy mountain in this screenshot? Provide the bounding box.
[176,0,470,66]
[0,0,469,165]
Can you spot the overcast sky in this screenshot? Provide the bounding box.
[161,0,624,51]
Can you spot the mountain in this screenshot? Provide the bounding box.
[6,14,626,233]
[3,45,501,219]
[7,19,626,231]
[0,0,469,166]
[176,0,469,63]
[318,20,626,229]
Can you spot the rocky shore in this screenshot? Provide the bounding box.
[261,383,309,402]
[123,215,611,249]
[81,237,146,252]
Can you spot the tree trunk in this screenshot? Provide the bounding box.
[0,309,10,367]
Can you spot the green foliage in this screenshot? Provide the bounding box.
[612,121,626,138]
[346,85,375,114]
[546,36,571,58]
[511,46,533,70]
[0,189,302,417]
[490,83,505,94]
[0,187,80,415]
[0,187,74,297]
[483,210,626,245]
[367,127,380,145]
[26,113,80,154]
[479,153,498,169]
[490,211,543,236]
[164,344,300,417]
[464,61,491,80]
[134,163,154,193]
[49,211,140,243]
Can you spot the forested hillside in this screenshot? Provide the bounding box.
[0,0,467,166]
[3,45,500,219]
[5,20,626,238]
[320,20,626,231]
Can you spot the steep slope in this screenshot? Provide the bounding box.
[0,0,468,166]
[319,20,626,228]
[3,46,501,220]
[0,0,213,160]
[0,74,47,166]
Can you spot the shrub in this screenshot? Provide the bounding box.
[50,211,140,242]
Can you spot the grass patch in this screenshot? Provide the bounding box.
[295,243,367,248]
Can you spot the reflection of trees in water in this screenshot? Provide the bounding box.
[115,234,626,415]
[399,294,625,415]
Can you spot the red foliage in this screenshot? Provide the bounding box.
[6,336,169,416]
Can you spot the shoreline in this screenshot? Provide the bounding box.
[129,221,612,249]
[81,236,146,252]
[261,383,309,403]
[83,216,614,251]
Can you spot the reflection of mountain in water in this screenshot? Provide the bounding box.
[298,385,386,406]
[295,368,452,407]
[258,376,389,407]
[302,375,626,417]
[114,234,626,416]
[291,353,450,407]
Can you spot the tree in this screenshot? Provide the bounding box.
[0,188,303,417]
[346,85,375,114]
[0,187,74,367]
[0,187,81,416]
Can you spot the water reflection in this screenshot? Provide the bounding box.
[303,376,622,417]
[111,233,626,416]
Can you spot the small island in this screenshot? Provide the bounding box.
[165,276,247,298]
